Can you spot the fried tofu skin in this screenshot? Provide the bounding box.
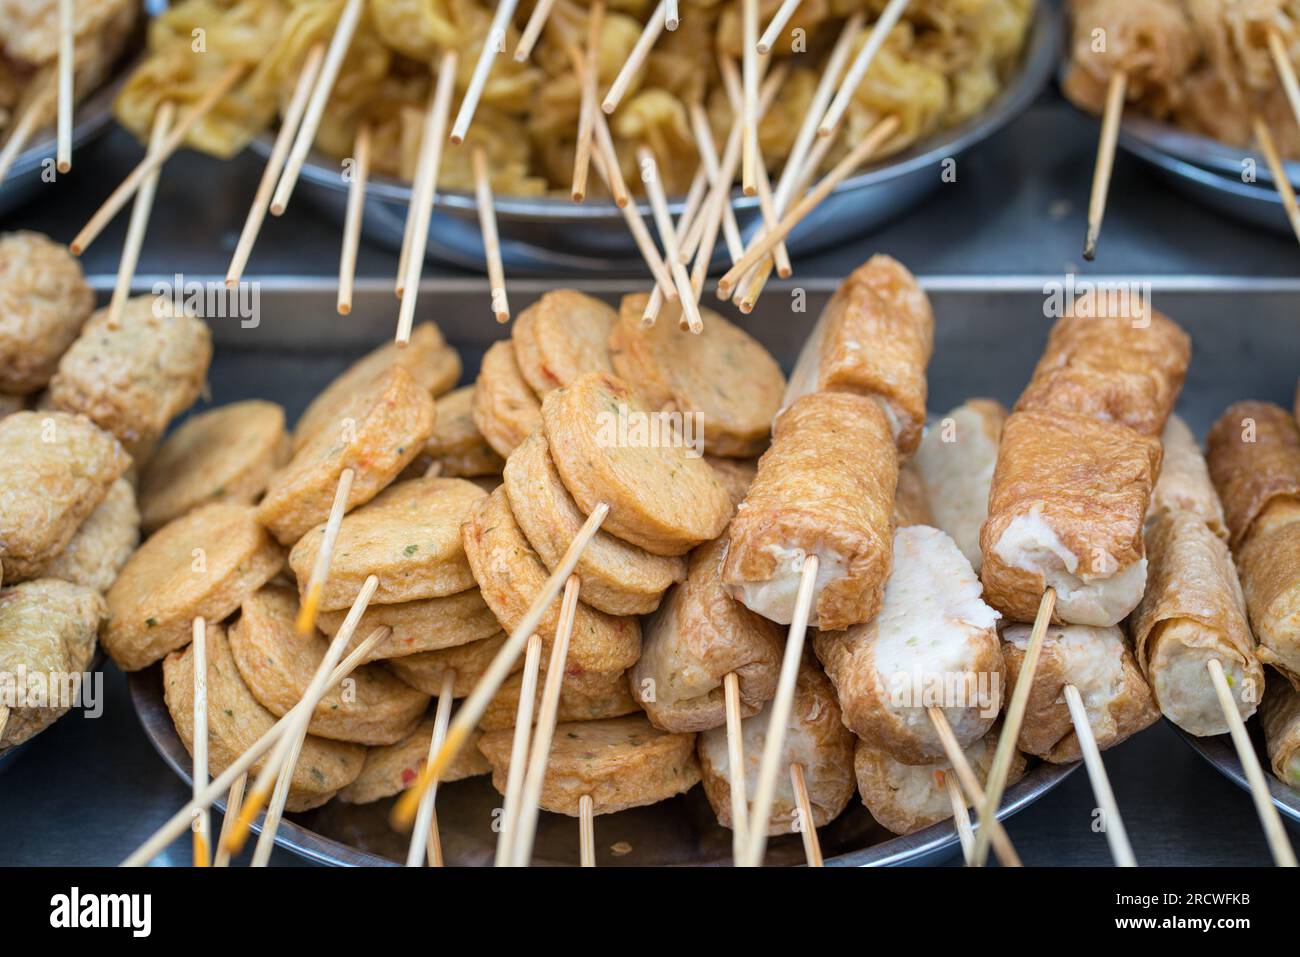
[40,477,139,593]
[1236,521,1300,686]
[0,231,94,395]
[1207,400,1300,549]
[1149,414,1228,541]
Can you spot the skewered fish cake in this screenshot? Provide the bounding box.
[1207,400,1300,549]
[316,587,501,662]
[478,668,640,732]
[1262,672,1300,788]
[0,232,94,395]
[512,290,617,397]
[337,718,490,805]
[386,631,518,698]
[472,340,543,459]
[39,478,139,593]
[418,386,505,478]
[894,461,936,529]
[1149,413,1228,541]
[705,456,758,507]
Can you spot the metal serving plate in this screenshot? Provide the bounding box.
[1172,724,1300,826]
[1121,114,1300,188]
[250,2,1057,274]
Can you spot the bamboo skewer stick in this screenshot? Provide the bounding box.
[515,0,559,61]
[757,0,803,55]
[191,618,210,868]
[818,0,910,138]
[592,109,630,206]
[1083,68,1126,260]
[212,774,246,868]
[109,101,174,330]
[571,2,606,203]
[789,763,823,867]
[927,706,1021,867]
[1063,683,1136,866]
[494,634,545,867]
[0,86,53,186]
[944,771,975,865]
[56,0,73,173]
[641,162,708,326]
[407,669,456,866]
[295,468,355,636]
[1268,27,1300,138]
[602,0,667,114]
[578,794,596,866]
[473,145,510,322]
[639,145,702,332]
[666,0,680,30]
[593,146,679,301]
[451,0,522,144]
[742,0,761,195]
[0,708,9,750]
[396,61,449,299]
[1254,116,1300,246]
[337,121,371,316]
[716,58,787,275]
[687,99,743,264]
[723,672,749,863]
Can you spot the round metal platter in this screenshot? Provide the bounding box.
[129,663,1077,867]
[1171,719,1300,826]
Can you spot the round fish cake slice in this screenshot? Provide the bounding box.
[227,586,429,746]
[478,669,639,732]
[0,231,94,395]
[256,364,435,545]
[292,322,460,453]
[138,400,290,534]
[504,431,684,616]
[40,477,139,592]
[609,293,785,457]
[163,626,365,811]
[103,503,284,671]
[706,456,758,508]
[421,386,504,478]
[477,714,701,816]
[472,340,542,459]
[337,719,490,804]
[512,290,616,396]
[462,486,641,694]
[316,588,501,662]
[0,410,130,580]
[0,579,104,752]
[289,477,486,610]
[541,372,733,556]
[387,632,518,698]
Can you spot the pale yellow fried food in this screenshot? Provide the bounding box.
[1149,413,1228,541]
[1207,400,1300,550]
[894,461,935,529]
[1261,671,1300,787]
[472,339,543,459]
[317,588,501,662]
[512,290,617,397]
[0,232,94,395]
[336,718,490,804]
[420,386,504,478]
[39,478,138,593]
[387,631,519,698]
[478,668,639,732]
[705,456,758,508]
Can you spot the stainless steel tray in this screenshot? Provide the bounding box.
[1172,723,1300,826]
[248,2,1057,274]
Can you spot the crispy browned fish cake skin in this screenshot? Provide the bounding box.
[478,714,701,816]
[1150,414,1227,541]
[894,461,934,528]
[103,503,284,671]
[478,668,639,732]
[1262,672,1300,785]
[512,289,616,396]
[504,430,684,616]
[288,477,485,610]
[542,372,733,556]
[387,631,520,698]
[316,588,501,662]
[0,232,94,395]
[421,386,504,477]
[257,364,435,545]
[0,410,130,580]
[472,339,542,459]
[163,626,364,811]
[1207,400,1300,550]
[39,477,139,592]
[610,293,785,458]
[139,400,289,534]
[228,586,428,745]
[705,456,758,507]
[336,719,490,804]
[462,487,641,693]
[1236,521,1300,686]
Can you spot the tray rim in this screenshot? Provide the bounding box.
[1170,719,1300,826]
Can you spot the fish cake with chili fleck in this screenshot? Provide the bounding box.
[420,386,504,478]
[472,340,542,459]
[316,588,501,662]
[387,631,519,698]
[478,668,639,732]
[512,289,617,396]
[337,719,489,804]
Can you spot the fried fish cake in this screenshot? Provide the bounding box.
[0,232,94,395]
[257,365,435,545]
[228,586,428,746]
[477,714,701,816]
[478,668,639,732]
[39,478,138,592]
[0,393,24,417]
[421,386,504,478]
[163,626,365,811]
[0,411,130,580]
[512,289,616,396]
[1149,414,1227,541]
[609,293,785,457]
[103,503,284,671]
[542,372,733,556]
[504,431,684,616]
[138,400,290,534]
[387,632,519,698]
[1207,400,1300,549]
[705,456,758,507]
[472,340,542,459]
[48,296,212,461]
[336,718,490,804]
[316,588,501,662]
[0,579,104,753]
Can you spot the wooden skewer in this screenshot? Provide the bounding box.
[212,773,246,868]
[789,763,823,867]
[717,114,900,296]
[392,505,611,829]
[397,51,459,345]
[741,554,818,867]
[592,146,679,302]
[757,0,803,55]
[191,617,210,868]
[1254,116,1300,247]
[515,0,559,61]
[270,0,364,215]
[578,794,596,866]
[927,706,1021,867]
[641,163,709,326]
[396,66,447,299]
[337,121,371,316]
[687,98,743,264]
[592,107,630,207]
[473,145,510,322]
[71,62,246,255]
[0,85,53,186]
[1206,659,1297,866]
[109,101,175,330]
[1084,68,1127,261]
[971,587,1055,868]
[1062,683,1136,866]
[723,671,749,863]
[494,634,545,866]
[407,669,457,866]
[571,3,606,203]
[451,0,522,144]
[56,0,73,173]
[602,0,667,114]
[942,770,975,865]
[818,0,910,139]
[1268,27,1300,138]
[638,146,702,332]
[741,0,760,196]
[123,625,391,866]
[0,706,9,746]
[666,0,679,30]
[251,699,311,867]
[295,468,355,636]
[228,44,325,288]
[716,58,787,276]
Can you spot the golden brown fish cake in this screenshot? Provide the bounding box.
[421,386,504,478]
[39,478,138,592]
[512,290,617,396]
[609,293,785,457]
[257,365,435,545]
[1236,521,1300,687]
[478,668,639,732]
[103,503,284,671]
[0,411,130,580]
[317,588,501,662]
[138,400,290,534]
[228,586,428,746]
[163,627,364,811]
[292,323,460,453]
[472,340,542,459]
[0,232,94,395]
[894,461,934,528]
[387,632,519,698]
[336,718,490,804]
[1262,672,1300,788]
[541,372,733,556]
[504,431,684,616]
[0,579,104,753]
[1149,414,1227,541]
[288,477,484,610]
[477,714,700,816]
[462,487,641,693]
[705,456,758,508]
[1207,400,1300,549]
[47,296,212,461]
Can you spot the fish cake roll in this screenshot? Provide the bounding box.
[1149,414,1228,540]
[782,255,933,457]
[473,340,542,459]
[632,534,783,733]
[477,714,701,816]
[337,719,490,804]
[1000,621,1159,763]
[478,669,639,732]
[513,290,616,396]
[706,456,758,507]
[1262,673,1300,788]
[853,730,1027,836]
[698,657,855,835]
[420,386,504,478]
[980,409,1162,626]
[1207,401,1300,549]
[723,392,896,631]
[387,631,519,698]
[40,478,139,592]
[814,526,1004,764]
[893,462,935,529]
[316,588,501,662]
[0,232,94,395]
[0,411,130,580]
[542,372,733,556]
[1236,521,1300,685]
[914,399,1006,570]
